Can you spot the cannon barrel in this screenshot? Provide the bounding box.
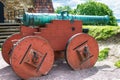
[23,11,109,26]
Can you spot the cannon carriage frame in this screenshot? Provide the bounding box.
[2,18,99,79]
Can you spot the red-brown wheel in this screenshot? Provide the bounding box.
[65,33,99,70]
[2,33,22,64]
[10,36,54,79]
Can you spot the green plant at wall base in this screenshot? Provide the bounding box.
[83,26,120,40]
[98,48,110,61]
[115,60,120,68]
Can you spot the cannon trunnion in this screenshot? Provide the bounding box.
[2,15,99,79]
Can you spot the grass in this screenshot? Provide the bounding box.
[115,60,120,68]
[98,48,110,61]
[83,25,120,40]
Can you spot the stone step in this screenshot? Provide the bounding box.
[0,23,20,46]
[0,39,6,43]
[0,26,20,29]
[0,36,9,39]
[0,32,15,35]
[0,29,20,32]
[0,23,20,26]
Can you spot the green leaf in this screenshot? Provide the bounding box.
[115,60,120,68]
[98,48,110,61]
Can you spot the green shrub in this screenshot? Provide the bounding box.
[55,6,74,14]
[98,48,110,61]
[83,26,120,40]
[115,60,120,68]
[75,1,118,26]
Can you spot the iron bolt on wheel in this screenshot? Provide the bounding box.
[10,36,54,79]
[2,33,22,64]
[65,33,99,70]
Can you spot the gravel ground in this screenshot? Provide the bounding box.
[0,50,120,80]
[1,34,120,80]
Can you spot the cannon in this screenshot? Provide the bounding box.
[1,12,102,79]
[23,11,109,26]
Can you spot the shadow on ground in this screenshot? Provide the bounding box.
[0,59,112,80]
[0,66,20,80]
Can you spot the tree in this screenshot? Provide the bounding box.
[74,1,118,26]
[55,6,74,14]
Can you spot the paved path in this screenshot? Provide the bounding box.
[0,51,120,80]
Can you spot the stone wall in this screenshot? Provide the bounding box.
[0,0,34,21]
[0,0,54,21]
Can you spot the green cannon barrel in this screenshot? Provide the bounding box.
[23,12,109,26]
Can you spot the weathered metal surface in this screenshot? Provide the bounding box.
[65,33,99,70]
[10,36,54,79]
[23,12,109,26]
[2,33,22,64]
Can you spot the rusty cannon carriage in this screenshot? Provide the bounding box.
[1,11,109,79]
